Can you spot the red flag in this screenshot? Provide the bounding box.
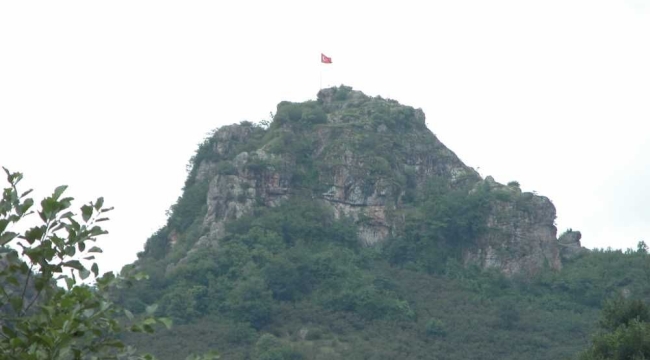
[321,53,332,64]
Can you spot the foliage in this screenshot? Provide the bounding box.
[332,85,352,101]
[578,297,650,360]
[254,333,305,360]
[126,217,650,360]
[384,177,491,273]
[507,180,520,188]
[425,318,447,337]
[0,168,217,360]
[273,101,327,128]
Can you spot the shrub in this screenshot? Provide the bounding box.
[216,161,237,175]
[334,86,352,101]
[507,180,520,188]
[425,318,447,337]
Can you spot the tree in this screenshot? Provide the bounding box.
[636,241,648,255]
[0,168,218,360]
[578,296,650,360]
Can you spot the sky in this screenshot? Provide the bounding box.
[1,0,649,274]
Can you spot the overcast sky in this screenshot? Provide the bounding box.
[1,1,649,274]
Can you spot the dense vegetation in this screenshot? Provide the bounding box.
[578,295,650,360]
[123,191,650,359]
[115,87,650,359]
[122,172,650,359]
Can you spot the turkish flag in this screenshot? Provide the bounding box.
[321,53,332,64]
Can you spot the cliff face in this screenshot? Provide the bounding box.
[162,86,572,276]
[464,177,561,275]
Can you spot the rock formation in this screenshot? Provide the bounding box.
[160,86,578,276]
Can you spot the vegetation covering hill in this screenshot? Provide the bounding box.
[116,86,650,360]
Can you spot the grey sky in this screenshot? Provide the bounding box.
[1,1,649,274]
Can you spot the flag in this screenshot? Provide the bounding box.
[321,53,332,64]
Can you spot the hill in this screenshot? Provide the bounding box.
[117,86,650,360]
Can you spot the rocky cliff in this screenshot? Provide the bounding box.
[152,86,576,276]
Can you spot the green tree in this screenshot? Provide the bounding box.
[579,296,650,360]
[0,168,218,360]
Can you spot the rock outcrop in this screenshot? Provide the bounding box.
[558,230,588,260]
[464,177,561,275]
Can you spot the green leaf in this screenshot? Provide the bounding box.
[124,309,134,320]
[159,317,173,330]
[91,263,99,277]
[2,325,17,338]
[59,197,73,210]
[88,246,103,253]
[35,276,50,291]
[10,336,25,348]
[41,197,58,221]
[0,219,9,233]
[78,241,86,252]
[95,197,104,210]
[65,276,75,290]
[134,272,149,281]
[53,185,68,200]
[89,225,107,236]
[143,324,155,333]
[64,246,76,257]
[23,226,45,244]
[20,189,33,198]
[145,303,158,315]
[0,231,18,245]
[64,260,84,271]
[18,198,34,215]
[81,204,93,223]
[80,268,91,280]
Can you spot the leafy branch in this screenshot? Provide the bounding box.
[0,168,219,360]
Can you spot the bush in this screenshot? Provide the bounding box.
[255,334,305,360]
[425,318,447,337]
[225,322,258,345]
[507,180,520,188]
[274,102,327,127]
[216,161,237,175]
[334,86,352,101]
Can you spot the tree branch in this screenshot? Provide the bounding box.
[20,264,33,309]
[21,288,42,316]
[0,322,10,340]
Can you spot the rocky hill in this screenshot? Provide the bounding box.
[118,86,650,360]
[144,86,572,277]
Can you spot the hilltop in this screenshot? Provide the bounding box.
[140,86,573,276]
